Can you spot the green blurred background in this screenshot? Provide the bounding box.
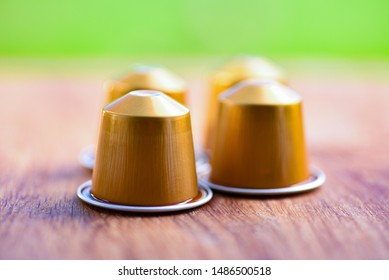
[0,0,388,58]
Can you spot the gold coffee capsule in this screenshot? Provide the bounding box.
[78,66,192,172]
[77,90,213,211]
[106,65,186,105]
[210,80,310,189]
[204,56,286,151]
[91,90,201,206]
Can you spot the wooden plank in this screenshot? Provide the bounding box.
[0,62,388,259]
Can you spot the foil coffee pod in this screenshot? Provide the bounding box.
[106,65,187,105]
[79,65,195,171]
[204,56,287,152]
[199,80,325,195]
[77,90,212,212]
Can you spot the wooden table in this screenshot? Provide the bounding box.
[0,58,388,259]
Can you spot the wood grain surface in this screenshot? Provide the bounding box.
[0,58,388,259]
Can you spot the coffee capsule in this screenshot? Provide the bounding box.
[106,65,186,105]
[198,80,325,195]
[203,56,286,152]
[77,90,212,212]
[79,65,188,171]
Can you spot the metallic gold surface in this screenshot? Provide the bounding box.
[204,56,287,151]
[210,80,309,189]
[92,90,198,206]
[106,65,186,105]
